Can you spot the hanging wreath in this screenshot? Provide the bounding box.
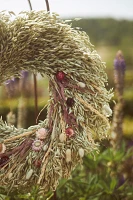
[0,11,113,192]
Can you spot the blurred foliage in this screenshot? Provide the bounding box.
[72,18,133,69]
[72,18,133,47]
[123,117,133,137]
[1,142,133,200]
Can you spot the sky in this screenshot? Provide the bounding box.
[0,0,133,20]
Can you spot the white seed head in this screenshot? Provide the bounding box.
[26,169,34,180]
[78,148,84,158]
[66,149,71,163]
[102,105,112,117]
[43,144,48,151]
[8,173,13,179]
[59,133,66,142]
[78,82,86,88]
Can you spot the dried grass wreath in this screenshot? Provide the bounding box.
[0,11,113,192]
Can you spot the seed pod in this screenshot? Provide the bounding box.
[59,133,66,142]
[66,149,71,163]
[26,169,34,180]
[78,148,84,158]
[8,173,13,179]
[102,105,112,117]
[43,144,48,151]
[78,82,86,88]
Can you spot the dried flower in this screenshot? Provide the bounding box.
[43,144,48,151]
[66,98,74,107]
[0,143,6,154]
[78,148,84,158]
[77,82,86,88]
[66,149,72,163]
[56,71,65,82]
[32,140,43,152]
[59,133,66,142]
[102,105,112,117]
[26,169,34,180]
[36,128,48,140]
[65,127,75,138]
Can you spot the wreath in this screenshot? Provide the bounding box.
[0,11,112,192]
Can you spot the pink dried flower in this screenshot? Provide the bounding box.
[65,127,75,138]
[32,140,43,152]
[36,128,48,140]
[56,71,65,82]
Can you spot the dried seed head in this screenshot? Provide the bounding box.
[66,149,71,163]
[77,82,86,88]
[43,144,48,151]
[102,105,112,117]
[26,169,34,180]
[59,133,66,142]
[78,148,84,158]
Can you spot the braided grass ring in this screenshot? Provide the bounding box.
[0,11,112,192]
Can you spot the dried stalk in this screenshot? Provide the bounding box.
[4,130,36,143]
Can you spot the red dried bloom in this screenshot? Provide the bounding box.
[65,127,75,138]
[56,71,65,82]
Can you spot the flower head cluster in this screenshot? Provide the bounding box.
[36,128,48,140]
[32,140,43,152]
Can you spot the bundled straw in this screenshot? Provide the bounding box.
[0,11,113,192]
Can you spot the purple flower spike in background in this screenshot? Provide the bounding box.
[4,78,19,98]
[20,71,29,92]
[21,70,29,79]
[114,50,126,73]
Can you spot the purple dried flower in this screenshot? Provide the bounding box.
[114,50,126,73]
